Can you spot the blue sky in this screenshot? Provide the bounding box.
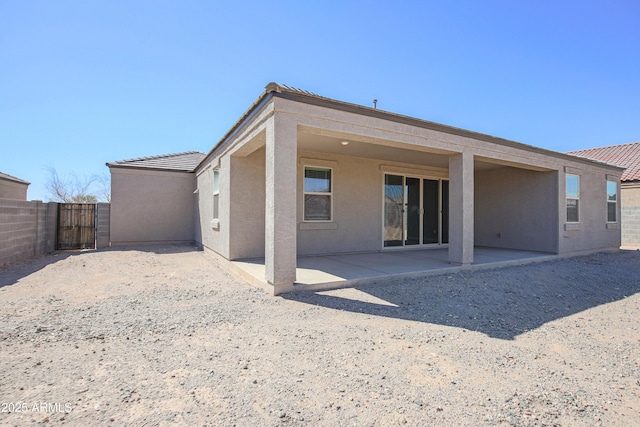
[1,0,639,201]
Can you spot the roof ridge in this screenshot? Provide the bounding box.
[266,82,322,97]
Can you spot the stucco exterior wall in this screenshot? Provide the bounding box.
[557,166,621,254]
[110,168,196,245]
[621,184,640,247]
[195,155,232,258]
[228,147,266,259]
[0,180,29,200]
[193,94,623,267]
[296,152,384,256]
[475,167,558,252]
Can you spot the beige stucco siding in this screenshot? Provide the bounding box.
[194,94,623,269]
[110,168,196,245]
[621,184,640,206]
[195,155,231,258]
[296,152,384,256]
[228,147,266,259]
[0,180,28,200]
[475,167,559,253]
[557,166,621,253]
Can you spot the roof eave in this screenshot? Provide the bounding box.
[106,164,195,173]
[0,176,30,185]
[194,89,276,172]
[195,82,627,173]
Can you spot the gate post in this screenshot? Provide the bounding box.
[96,203,111,249]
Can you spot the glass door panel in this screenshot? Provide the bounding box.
[422,179,439,244]
[441,180,449,244]
[384,174,449,247]
[405,177,421,245]
[384,174,403,247]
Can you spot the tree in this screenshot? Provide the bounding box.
[95,173,111,203]
[44,166,110,203]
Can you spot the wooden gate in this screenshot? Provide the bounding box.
[57,203,96,250]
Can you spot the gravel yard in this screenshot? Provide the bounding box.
[0,245,639,426]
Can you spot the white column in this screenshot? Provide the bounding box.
[265,114,297,293]
[448,151,474,265]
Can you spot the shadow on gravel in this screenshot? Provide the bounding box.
[283,251,640,340]
[0,251,78,289]
[0,244,201,289]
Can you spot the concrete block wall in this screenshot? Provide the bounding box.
[0,199,57,268]
[622,206,640,247]
[96,203,111,249]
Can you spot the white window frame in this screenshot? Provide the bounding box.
[212,168,220,220]
[303,166,333,222]
[566,173,580,223]
[606,180,617,223]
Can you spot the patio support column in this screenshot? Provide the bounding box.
[265,114,297,294]
[448,151,474,265]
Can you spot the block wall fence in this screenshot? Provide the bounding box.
[0,200,111,268]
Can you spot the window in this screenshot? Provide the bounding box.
[607,180,617,222]
[212,169,219,220]
[566,174,580,223]
[304,166,332,221]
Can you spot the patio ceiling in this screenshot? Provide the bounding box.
[297,130,452,170]
[297,130,514,172]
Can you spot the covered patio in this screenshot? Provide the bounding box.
[231,247,556,294]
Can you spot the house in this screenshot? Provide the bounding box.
[567,142,640,248]
[108,83,624,294]
[0,171,30,200]
[106,151,206,245]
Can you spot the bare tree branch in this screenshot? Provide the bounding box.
[44,166,103,203]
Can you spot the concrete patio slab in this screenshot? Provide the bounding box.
[231,247,557,294]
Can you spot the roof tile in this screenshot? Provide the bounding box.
[107,151,206,172]
[567,142,640,182]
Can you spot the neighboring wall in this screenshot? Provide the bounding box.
[0,199,57,267]
[0,180,28,200]
[621,183,640,247]
[475,167,559,253]
[110,168,196,245]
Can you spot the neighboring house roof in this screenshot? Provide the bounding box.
[0,171,30,185]
[567,142,640,182]
[106,151,206,172]
[196,82,627,173]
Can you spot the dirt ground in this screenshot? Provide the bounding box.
[0,245,639,426]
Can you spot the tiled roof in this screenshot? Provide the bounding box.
[567,142,640,182]
[0,171,30,185]
[107,151,206,172]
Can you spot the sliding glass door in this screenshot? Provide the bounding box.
[383,174,449,248]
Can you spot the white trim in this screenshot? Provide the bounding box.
[606,180,618,223]
[303,165,333,222]
[565,173,580,224]
[212,168,220,221]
